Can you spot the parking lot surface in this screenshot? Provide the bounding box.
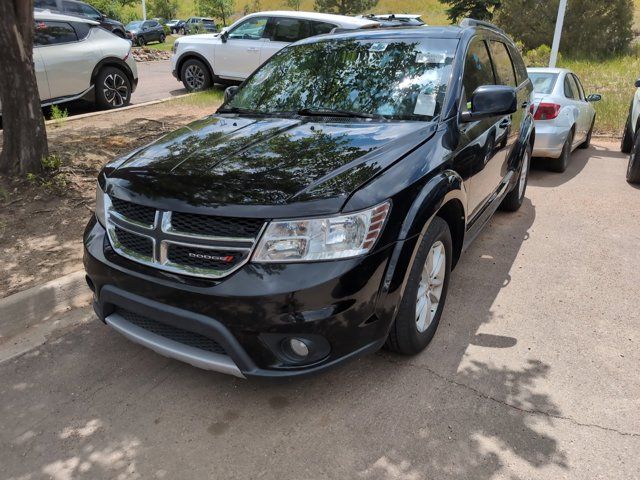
[1,141,639,480]
[131,60,186,104]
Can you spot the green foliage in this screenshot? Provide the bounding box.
[26,155,67,193]
[195,0,234,25]
[149,0,179,19]
[242,0,262,15]
[495,0,633,58]
[49,105,68,125]
[84,0,137,21]
[286,0,302,10]
[313,0,379,15]
[521,44,563,67]
[438,0,501,23]
[41,154,62,171]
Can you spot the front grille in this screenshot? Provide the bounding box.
[167,244,246,270]
[114,226,153,258]
[104,195,264,278]
[110,197,156,226]
[170,212,263,238]
[116,308,227,355]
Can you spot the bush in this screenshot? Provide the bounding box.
[522,44,562,67]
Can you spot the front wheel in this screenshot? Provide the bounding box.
[627,130,640,184]
[621,113,634,153]
[501,143,531,212]
[95,67,132,109]
[386,217,452,355]
[181,59,212,91]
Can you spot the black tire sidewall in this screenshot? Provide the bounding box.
[388,217,452,355]
[95,67,131,109]
[553,130,573,173]
[501,143,531,212]
[181,59,212,91]
[627,131,640,183]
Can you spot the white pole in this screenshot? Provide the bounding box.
[549,0,568,68]
[142,0,147,20]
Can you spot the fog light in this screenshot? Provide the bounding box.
[289,338,309,358]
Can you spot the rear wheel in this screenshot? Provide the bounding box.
[160,33,166,43]
[501,143,531,212]
[621,113,634,153]
[95,67,131,109]
[550,129,573,173]
[627,130,640,184]
[136,36,146,46]
[181,58,212,91]
[386,217,452,355]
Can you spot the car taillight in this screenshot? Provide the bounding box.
[533,103,561,120]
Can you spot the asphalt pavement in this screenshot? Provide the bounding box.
[131,60,187,104]
[1,141,639,480]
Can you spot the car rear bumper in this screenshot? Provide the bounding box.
[83,217,402,378]
[532,121,571,158]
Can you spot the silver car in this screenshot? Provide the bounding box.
[528,67,601,172]
[0,11,138,115]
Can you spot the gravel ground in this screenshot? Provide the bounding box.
[1,141,639,480]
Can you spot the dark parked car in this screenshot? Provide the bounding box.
[125,20,166,46]
[183,17,217,34]
[34,0,126,38]
[85,19,534,378]
[166,19,185,34]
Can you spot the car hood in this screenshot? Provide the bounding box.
[104,115,436,217]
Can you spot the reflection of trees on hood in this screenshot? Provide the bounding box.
[233,39,453,119]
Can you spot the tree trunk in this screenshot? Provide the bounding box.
[0,0,48,176]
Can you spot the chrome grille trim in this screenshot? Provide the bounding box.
[104,194,265,279]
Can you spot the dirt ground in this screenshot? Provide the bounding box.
[0,100,220,298]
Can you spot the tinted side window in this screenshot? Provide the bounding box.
[71,21,91,40]
[35,0,60,9]
[463,39,495,104]
[509,45,529,85]
[269,18,309,43]
[80,3,101,20]
[310,21,336,35]
[489,41,517,87]
[63,1,83,14]
[564,75,577,99]
[571,74,585,100]
[34,20,78,46]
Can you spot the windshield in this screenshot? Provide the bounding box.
[226,37,458,121]
[529,72,558,94]
[126,21,143,29]
[202,19,215,24]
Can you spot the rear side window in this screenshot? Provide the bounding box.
[268,18,310,43]
[34,20,78,46]
[489,41,517,87]
[35,0,60,9]
[571,74,585,100]
[71,21,91,40]
[310,21,336,35]
[463,39,495,103]
[564,75,577,99]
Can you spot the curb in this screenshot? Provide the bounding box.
[0,270,91,341]
[44,93,193,126]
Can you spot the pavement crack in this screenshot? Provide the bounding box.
[375,352,640,438]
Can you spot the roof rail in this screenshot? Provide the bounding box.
[459,18,505,34]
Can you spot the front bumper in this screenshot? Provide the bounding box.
[532,121,571,159]
[84,218,403,378]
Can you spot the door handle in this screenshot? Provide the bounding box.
[521,101,529,109]
[246,47,260,52]
[499,118,512,128]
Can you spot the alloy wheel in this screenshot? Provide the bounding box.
[184,64,205,90]
[102,73,129,107]
[415,241,446,333]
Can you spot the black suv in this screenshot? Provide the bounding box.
[84,20,534,378]
[35,0,126,38]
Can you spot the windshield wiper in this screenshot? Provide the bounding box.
[217,106,262,114]
[297,108,382,119]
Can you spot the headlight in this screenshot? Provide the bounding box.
[253,202,390,263]
[95,183,106,227]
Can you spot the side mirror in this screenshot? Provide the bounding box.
[635,79,640,88]
[460,85,517,122]
[220,30,229,43]
[224,85,239,103]
[586,93,602,102]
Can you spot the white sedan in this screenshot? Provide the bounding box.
[527,67,601,172]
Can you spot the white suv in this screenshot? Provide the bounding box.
[171,10,378,91]
[1,11,138,115]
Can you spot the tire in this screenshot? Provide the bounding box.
[501,143,531,212]
[95,67,132,109]
[179,27,186,35]
[160,34,166,43]
[386,217,452,355]
[621,113,634,153]
[627,130,640,184]
[136,36,146,47]
[550,129,574,173]
[181,58,212,92]
[579,115,595,149]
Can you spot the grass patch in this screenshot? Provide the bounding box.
[560,47,640,136]
[49,104,68,125]
[144,34,176,52]
[170,88,226,108]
